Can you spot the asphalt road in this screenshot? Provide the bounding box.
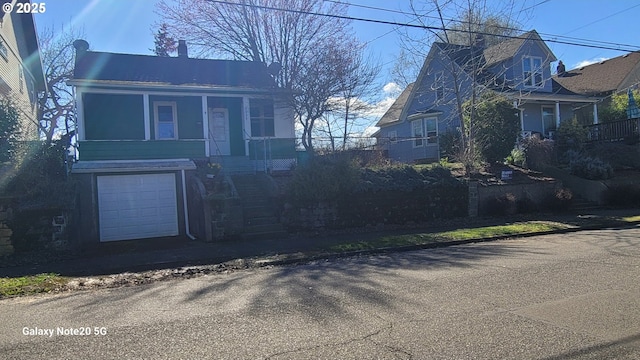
[1,226,639,359]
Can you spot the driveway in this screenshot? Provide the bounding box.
[1,227,639,359]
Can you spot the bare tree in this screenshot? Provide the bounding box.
[156,0,363,153]
[394,0,530,172]
[37,26,83,144]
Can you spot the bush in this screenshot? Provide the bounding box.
[505,148,526,167]
[556,118,587,153]
[0,99,20,163]
[603,184,640,207]
[569,155,613,180]
[439,130,462,161]
[287,156,359,206]
[522,137,555,170]
[585,142,640,170]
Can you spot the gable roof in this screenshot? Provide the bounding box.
[554,52,640,96]
[483,30,555,67]
[73,51,276,89]
[375,82,414,127]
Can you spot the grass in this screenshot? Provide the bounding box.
[329,221,573,252]
[0,273,69,298]
[622,215,640,222]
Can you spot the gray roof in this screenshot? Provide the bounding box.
[375,83,414,127]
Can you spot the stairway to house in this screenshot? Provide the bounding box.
[569,195,600,213]
[231,174,288,239]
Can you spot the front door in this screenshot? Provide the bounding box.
[208,108,230,156]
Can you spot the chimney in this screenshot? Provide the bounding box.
[72,39,89,64]
[177,40,188,58]
[556,60,566,77]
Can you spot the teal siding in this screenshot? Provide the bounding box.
[84,94,144,140]
[208,97,245,156]
[249,138,296,159]
[79,140,206,160]
[149,95,204,139]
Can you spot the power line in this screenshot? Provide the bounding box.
[322,0,639,50]
[205,0,640,53]
[565,3,640,35]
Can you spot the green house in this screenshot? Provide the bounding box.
[69,40,295,243]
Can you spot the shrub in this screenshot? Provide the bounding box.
[0,99,20,163]
[585,142,640,170]
[569,155,613,180]
[556,118,588,153]
[603,184,640,207]
[505,148,526,167]
[522,137,555,170]
[439,130,462,161]
[287,156,359,206]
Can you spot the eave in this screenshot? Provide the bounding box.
[67,79,280,95]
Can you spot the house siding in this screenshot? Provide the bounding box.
[149,95,204,139]
[207,97,245,156]
[78,140,206,161]
[0,9,40,139]
[83,93,145,140]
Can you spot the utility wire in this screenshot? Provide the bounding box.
[205,0,639,53]
[321,0,639,50]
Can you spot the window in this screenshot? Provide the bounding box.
[412,118,438,148]
[154,101,178,139]
[388,130,397,144]
[425,118,437,144]
[523,57,543,87]
[412,120,423,147]
[433,72,444,101]
[0,40,7,61]
[250,99,275,137]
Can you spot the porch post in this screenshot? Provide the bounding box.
[242,97,251,156]
[143,94,150,140]
[202,96,209,157]
[593,103,599,124]
[555,101,561,129]
[76,89,85,140]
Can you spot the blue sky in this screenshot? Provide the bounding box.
[34,0,640,123]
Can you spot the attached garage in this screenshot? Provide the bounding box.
[97,174,178,242]
[71,159,197,244]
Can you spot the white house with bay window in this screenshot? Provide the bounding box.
[375,30,599,163]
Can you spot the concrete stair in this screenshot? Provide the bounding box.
[232,174,287,239]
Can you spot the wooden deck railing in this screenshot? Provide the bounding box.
[586,118,640,142]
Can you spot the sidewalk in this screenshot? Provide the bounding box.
[1,208,639,278]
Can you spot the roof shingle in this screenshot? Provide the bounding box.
[554,52,640,95]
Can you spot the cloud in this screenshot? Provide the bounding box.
[383,82,401,95]
[573,57,609,69]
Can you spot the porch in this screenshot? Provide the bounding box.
[585,118,640,142]
[210,138,297,173]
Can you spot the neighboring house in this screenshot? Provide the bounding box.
[0,0,46,140]
[68,40,295,243]
[375,30,599,163]
[555,51,640,123]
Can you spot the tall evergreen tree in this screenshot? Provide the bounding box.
[151,23,177,57]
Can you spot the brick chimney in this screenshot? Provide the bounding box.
[177,40,188,58]
[72,39,89,64]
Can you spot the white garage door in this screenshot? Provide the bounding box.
[97,174,179,242]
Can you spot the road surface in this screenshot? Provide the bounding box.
[1,227,639,359]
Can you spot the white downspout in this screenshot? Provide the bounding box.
[593,103,599,124]
[181,169,196,240]
[555,101,561,129]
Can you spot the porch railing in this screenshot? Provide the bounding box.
[585,118,640,142]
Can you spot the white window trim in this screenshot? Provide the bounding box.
[522,56,544,88]
[153,101,178,140]
[412,120,424,148]
[388,130,397,144]
[433,71,444,101]
[424,117,439,146]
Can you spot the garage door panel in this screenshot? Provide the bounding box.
[97,174,179,242]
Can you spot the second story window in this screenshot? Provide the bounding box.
[523,57,543,87]
[433,71,444,101]
[154,101,178,140]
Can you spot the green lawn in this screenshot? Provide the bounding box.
[329,221,573,252]
[0,273,68,298]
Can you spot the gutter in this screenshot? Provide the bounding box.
[181,169,196,241]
